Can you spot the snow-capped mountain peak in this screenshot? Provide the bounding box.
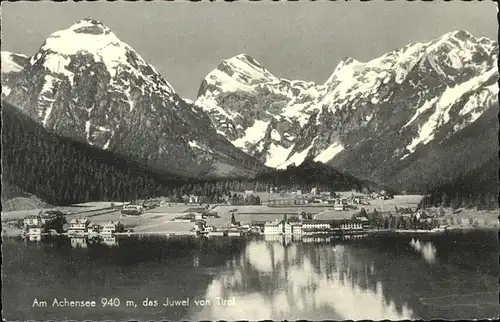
[1,51,28,74]
[4,19,263,178]
[1,51,29,98]
[195,30,498,190]
[199,53,277,97]
[221,53,276,84]
[29,18,174,92]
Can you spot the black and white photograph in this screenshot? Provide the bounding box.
[1,0,498,320]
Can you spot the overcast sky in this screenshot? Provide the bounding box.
[1,1,497,99]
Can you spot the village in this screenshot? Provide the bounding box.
[3,186,471,247]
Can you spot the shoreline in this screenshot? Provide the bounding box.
[3,202,497,239]
[3,226,497,239]
[367,226,498,236]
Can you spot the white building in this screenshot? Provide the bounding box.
[88,223,100,237]
[290,222,303,235]
[264,221,304,235]
[101,221,122,234]
[334,203,347,211]
[24,213,56,227]
[264,221,282,235]
[68,218,90,235]
[340,222,363,230]
[302,220,331,231]
[24,215,42,227]
[204,226,215,232]
[283,222,292,235]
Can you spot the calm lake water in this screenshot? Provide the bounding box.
[2,230,498,320]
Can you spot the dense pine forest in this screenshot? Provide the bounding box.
[255,158,381,193]
[2,101,375,206]
[2,101,188,205]
[418,155,499,210]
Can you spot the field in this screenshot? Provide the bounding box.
[363,195,423,212]
[207,205,327,227]
[1,201,117,221]
[431,208,499,229]
[3,194,496,236]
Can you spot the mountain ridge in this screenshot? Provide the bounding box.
[195,29,498,191]
[2,19,265,179]
[2,22,497,193]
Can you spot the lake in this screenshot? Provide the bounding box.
[2,230,498,320]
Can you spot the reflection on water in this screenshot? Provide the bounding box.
[263,234,368,246]
[4,231,499,321]
[410,238,437,264]
[189,239,414,321]
[71,237,88,248]
[22,234,120,248]
[28,234,42,242]
[101,236,119,247]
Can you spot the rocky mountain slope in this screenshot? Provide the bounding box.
[2,99,186,205]
[195,30,498,191]
[1,51,29,99]
[2,19,264,178]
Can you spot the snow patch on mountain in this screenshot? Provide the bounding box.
[404,98,439,128]
[42,53,74,85]
[281,102,317,127]
[1,52,28,73]
[196,30,497,174]
[265,143,293,168]
[232,120,269,151]
[2,86,12,97]
[202,54,277,95]
[1,51,29,99]
[207,69,256,93]
[405,67,497,155]
[225,54,276,84]
[189,140,214,153]
[270,129,281,141]
[277,137,318,169]
[438,67,496,114]
[314,142,344,163]
[456,84,499,130]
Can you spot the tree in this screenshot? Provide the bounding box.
[231,193,239,205]
[449,193,460,209]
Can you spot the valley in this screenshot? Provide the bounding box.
[1,19,497,212]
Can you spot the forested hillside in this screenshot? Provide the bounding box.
[2,101,189,205]
[254,159,382,193]
[418,155,499,210]
[2,101,371,206]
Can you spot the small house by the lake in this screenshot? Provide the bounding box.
[68,218,90,235]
